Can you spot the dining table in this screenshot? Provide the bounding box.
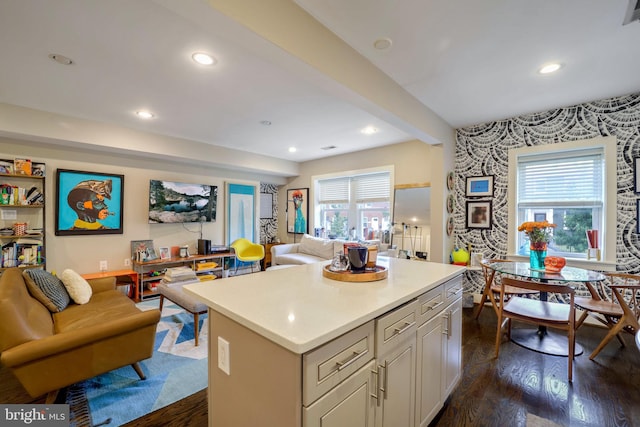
[489,261,606,357]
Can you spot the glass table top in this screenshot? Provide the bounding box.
[489,262,606,283]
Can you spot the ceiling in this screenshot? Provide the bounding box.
[1,0,639,165]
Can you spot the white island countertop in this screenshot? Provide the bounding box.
[184,257,465,354]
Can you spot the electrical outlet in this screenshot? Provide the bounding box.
[99,260,108,271]
[124,258,131,267]
[218,337,230,375]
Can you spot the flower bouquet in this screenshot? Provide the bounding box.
[518,220,556,270]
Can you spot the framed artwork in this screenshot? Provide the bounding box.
[55,169,124,235]
[260,193,273,219]
[466,200,492,229]
[287,188,309,234]
[637,200,640,233]
[131,240,156,262]
[465,175,494,197]
[635,158,640,193]
[226,182,257,244]
[159,246,171,260]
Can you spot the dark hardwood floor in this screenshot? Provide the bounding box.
[125,305,640,427]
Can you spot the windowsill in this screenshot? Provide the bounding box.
[507,254,616,272]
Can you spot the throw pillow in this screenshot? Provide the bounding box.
[23,269,71,312]
[299,234,335,259]
[60,269,93,304]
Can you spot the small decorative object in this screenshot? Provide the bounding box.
[447,216,454,236]
[465,175,494,197]
[544,256,566,273]
[366,246,378,269]
[330,251,349,272]
[450,247,470,266]
[347,246,368,272]
[13,222,27,236]
[447,171,455,191]
[586,229,601,260]
[447,194,455,213]
[519,220,556,270]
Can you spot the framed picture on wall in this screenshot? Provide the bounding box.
[260,193,273,219]
[466,200,492,229]
[287,188,309,234]
[225,182,257,244]
[55,169,124,235]
[465,175,494,197]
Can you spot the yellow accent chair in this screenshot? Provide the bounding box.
[230,238,265,274]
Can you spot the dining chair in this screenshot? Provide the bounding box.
[475,259,537,320]
[495,277,576,381]
[575,272,640,359]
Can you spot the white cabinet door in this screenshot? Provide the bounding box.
[304,360,377,427]
[375,335,416,427]
[442,297,462,399]
[415,313,444,427]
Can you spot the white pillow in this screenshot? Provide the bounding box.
[60,269,93,304]
[299,234,335,259]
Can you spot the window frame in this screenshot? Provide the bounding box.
[312,165,394,240]
[507,137,617,270]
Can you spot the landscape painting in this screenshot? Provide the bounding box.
[148,180,217,223]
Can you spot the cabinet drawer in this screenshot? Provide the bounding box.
[375,299,418,356]
[444,276,463,306]
[417,285,445,325]
[303,320,375,406]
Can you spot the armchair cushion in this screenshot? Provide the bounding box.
[23,269,70,313]
[60,269,92,304]
[299,234,336,260]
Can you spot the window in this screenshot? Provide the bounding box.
[314,169,392,241]
[507,137,616,265]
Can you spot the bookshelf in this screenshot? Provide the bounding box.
[132,252,235,301]
[0,168,46,275]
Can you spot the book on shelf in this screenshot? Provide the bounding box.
[13,158,32,176]
[195,261,218,271]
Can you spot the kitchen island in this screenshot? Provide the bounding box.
[185,257,465,427]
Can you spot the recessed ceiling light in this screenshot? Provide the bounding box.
[361,126,378,135]
[288,147,297,153]
[260,120,272,126]
[192,52,216,66]
[48,53,73,65]
[136,111,154,119]
[373,38,393,50]
[538,63,562,74]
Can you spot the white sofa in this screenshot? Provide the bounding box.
[271,234,384,266]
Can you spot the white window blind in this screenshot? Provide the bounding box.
[318,177,349,204]
[517,149,603,207]
[354,172,390,202]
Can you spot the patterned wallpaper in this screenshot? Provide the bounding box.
[260,183,279,243]
[455,93,640,294]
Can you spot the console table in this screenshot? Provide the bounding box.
[81,269,138,299]
[133,252,235,301]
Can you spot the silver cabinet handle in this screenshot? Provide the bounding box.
[382,361,389,399]
[448,309,453,338]
[393,321,416,336]
[427,301,444,311]
[442,312,450,336]
[336,349,366,371]
[447,287,462,297]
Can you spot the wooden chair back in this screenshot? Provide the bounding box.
[605,272,640,334]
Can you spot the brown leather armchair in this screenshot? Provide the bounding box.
[0,268,161,402]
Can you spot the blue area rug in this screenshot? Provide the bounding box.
[78,300,208,426]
